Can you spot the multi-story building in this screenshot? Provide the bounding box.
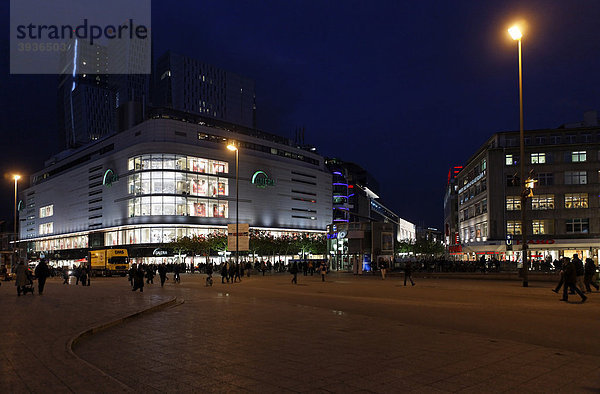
[443,165,462,251]
[58,40,115,149]
[154,52,256,128]
[455,112,600,263]
[324,159,415,271]
[19,108,331,266]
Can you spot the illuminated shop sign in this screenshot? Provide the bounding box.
[252,171,275,188]
[515,239,555,245]
[153,248,168,256]
[458,172,484,194]
[103,169,119,187]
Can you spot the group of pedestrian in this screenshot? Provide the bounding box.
[61,265,90,286]
[14,259,51,296]
[219,261,244,283]
[552,254,597,303]
[129,263,172,292]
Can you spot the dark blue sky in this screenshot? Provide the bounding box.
[2,0,600,230]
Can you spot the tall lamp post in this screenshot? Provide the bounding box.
[13,174,21,271]
[508,25,529,287]
[13,174,21,241]
[227,143,239,267]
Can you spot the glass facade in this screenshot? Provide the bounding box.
[127,154,229,218]
[35,234,88,251]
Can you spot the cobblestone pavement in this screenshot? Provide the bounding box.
[0,276,174,393]
[73,273,600,393]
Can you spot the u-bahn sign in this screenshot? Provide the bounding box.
[251,171,275,188]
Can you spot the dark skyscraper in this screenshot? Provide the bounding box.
[58,33,151,149]
[58,40,115,148]
[155,51,256,128]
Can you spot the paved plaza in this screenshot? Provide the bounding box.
[1,272,600,393]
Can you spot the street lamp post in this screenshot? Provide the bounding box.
[508,25,529,287]
[227,143,239,268]
[13,174,21,240]
[13,174,21,272]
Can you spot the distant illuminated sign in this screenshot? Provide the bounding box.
[103,169,119,187]
[252,171,275,188]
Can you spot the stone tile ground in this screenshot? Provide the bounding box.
[69,273,600,393]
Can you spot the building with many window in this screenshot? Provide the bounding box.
[454,112,600,263]
[324,159,415,271]
[19,108,331,266]
[154,51,256,128]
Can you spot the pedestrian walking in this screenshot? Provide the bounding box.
[319,261,327,282]
[290,261,298,284]
[132,264,145,292]
[34,259,50,295]
[158,263,168,287]
[145,266,155,284]
[221,261,229,283]
[552,258,565,294]
[378,258,387,280]
[173,263,181,284]
[233,262,242,283]
[15,261,29,296]
[584,258,599,292]
[80,266,88,286]
[573,254,586,293]
[62,267,69,284]
[560,257,587,303]
[205,262,213,286]
[404,261,415,286]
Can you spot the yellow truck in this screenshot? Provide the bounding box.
[89,249,129,276]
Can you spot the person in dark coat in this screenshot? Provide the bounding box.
[132,264,145,292]
[290,262,299,284]
[79,266,88,286]
[173,263,181,284]
[573,254,585,293]
[404,261,415,286]
[561,257,587,302]
[221,262,229,283]
[158,263,168,287]
[584,258,599,292]
[552,258,565,294]
[145,266,155,284]
[34,259,51,295]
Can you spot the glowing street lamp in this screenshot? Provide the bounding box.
[227,143,239,268]
[508,24,529,287]
[13,174,21,241]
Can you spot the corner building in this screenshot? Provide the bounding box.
[456,118,600,263]
[20,109,332,264]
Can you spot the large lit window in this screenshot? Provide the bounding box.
[531,195,554,210]
[566,218,589,234]
[530,153,546,164]
[505,154,514,165]
[506,197,521,211]
[565,193,588,209]
[571,151,586,162]
[39,222,53,235]
[532,220,553,235]
[39,204,53,218]
[506,221,522,235]
[564,171,587,185]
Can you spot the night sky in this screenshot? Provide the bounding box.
[1,0,600,231]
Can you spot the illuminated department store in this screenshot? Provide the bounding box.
[19,109,332,265]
